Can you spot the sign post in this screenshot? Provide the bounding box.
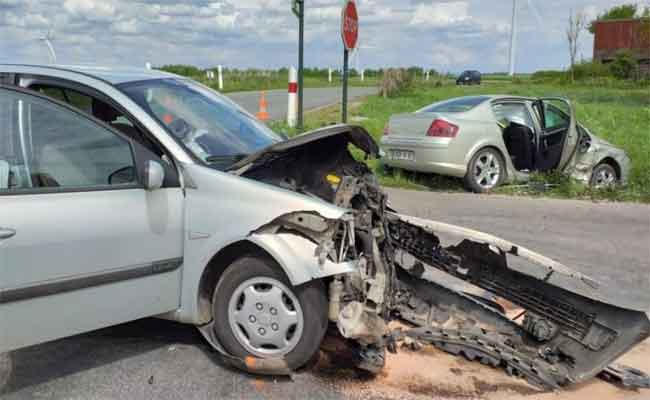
[340,0,358,123]
[292,0,304,131]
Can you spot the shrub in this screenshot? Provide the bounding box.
[609,50,639,80]
[531,70,568,83]
[379,68,414,98]
[157,64,202,77]
[571,60,611,80]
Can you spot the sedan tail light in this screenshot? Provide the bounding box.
[427,119,459,138]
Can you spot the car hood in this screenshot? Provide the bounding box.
[227,124,380,173]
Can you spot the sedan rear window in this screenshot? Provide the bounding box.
[419,96,490,113]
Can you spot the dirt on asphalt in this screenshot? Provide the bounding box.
[314,337,650,400]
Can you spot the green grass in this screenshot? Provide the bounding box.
[193,74,379,93]
[271,80,650,203]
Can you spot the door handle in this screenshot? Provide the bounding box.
[0,227,16,239]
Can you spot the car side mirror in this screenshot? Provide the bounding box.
[144,160,165,191]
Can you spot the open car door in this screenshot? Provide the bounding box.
[532,98,579,172]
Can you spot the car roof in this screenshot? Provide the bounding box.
[0,63,178,85]
[485,95,537,102]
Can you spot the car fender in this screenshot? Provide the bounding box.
[247,233,357,285]
[164,163,356,325]
[568,140,631,185]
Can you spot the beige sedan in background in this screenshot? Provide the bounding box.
[381,95,630,193]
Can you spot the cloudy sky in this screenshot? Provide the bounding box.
[0,0,636,73]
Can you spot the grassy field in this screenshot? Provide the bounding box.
[271,80,650,202]
[193,73,378,93]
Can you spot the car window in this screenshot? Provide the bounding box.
[0,88,136,192]
[36,86,66,102]
[64,89,93,113]
[120,78,282,169]
[33,85,93,114]
[420,96,490,113]
[543,102,570,130]
[492,102,534,129]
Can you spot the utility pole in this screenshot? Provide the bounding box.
[293,0,304,131]
[508,0,518,76]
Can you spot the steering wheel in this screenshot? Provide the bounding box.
[168,118,193,140]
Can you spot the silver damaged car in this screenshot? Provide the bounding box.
[0,65,648,391]
[381,95,631,192]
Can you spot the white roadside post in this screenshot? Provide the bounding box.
[361,68,365,81]
[328,67,332,83]
[287,66,298,128]
[218,65,224,90]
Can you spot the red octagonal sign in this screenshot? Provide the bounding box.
[341,0,359,50]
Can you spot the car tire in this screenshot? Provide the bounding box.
[211,256,328,370]
[463,147,505,193]
[589,163,618,188]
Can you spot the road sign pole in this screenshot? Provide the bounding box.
[297,0,304,131]
[342,49,349,123]
[340,0,358,124]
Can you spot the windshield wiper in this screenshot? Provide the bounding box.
[205,154,248,164]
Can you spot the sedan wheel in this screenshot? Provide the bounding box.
[228,277,303,358]
[464,148,504,192]
[211,256,328,369]
[590,163,618,189]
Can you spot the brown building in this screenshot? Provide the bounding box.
[593,18,650,75]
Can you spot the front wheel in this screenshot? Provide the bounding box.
[590,163,618,188]
[463,148,505,193]
[211,256,328,369]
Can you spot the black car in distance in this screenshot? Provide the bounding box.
[456,70,481,85]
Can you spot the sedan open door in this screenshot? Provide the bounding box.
[532,98,580,172]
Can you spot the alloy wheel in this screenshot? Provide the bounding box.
[473,151,501,189]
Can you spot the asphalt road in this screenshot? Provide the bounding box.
[2,190,648,400]
[226,86,377,121]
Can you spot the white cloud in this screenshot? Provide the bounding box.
[410,1,470,27]
[63,0,116,20]
[112,18,139,34]
[429,43,472,67]
[0,0,627,72]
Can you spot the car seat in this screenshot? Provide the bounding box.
[503,122,534,171]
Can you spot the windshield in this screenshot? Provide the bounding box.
[419,96,489,113]
[119,78,282,169]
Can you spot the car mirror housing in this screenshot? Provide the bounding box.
[144,160,165,191]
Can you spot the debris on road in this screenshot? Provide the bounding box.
[232,124,650,391]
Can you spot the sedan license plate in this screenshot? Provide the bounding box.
[391,150,415,161]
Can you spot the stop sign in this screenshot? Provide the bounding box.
[341,0,358,50]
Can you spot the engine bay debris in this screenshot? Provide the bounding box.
[236,124,650,391]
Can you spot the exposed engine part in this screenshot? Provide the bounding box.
[523,314,558,342]
[239,124,649,391]
[328,277,344,321]
[599,364,650,389]
[337,301,389,345]
[355,346,386,374]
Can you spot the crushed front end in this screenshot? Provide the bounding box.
[233,124,650,390]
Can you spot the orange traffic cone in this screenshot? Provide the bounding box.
[256,91,269,121]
